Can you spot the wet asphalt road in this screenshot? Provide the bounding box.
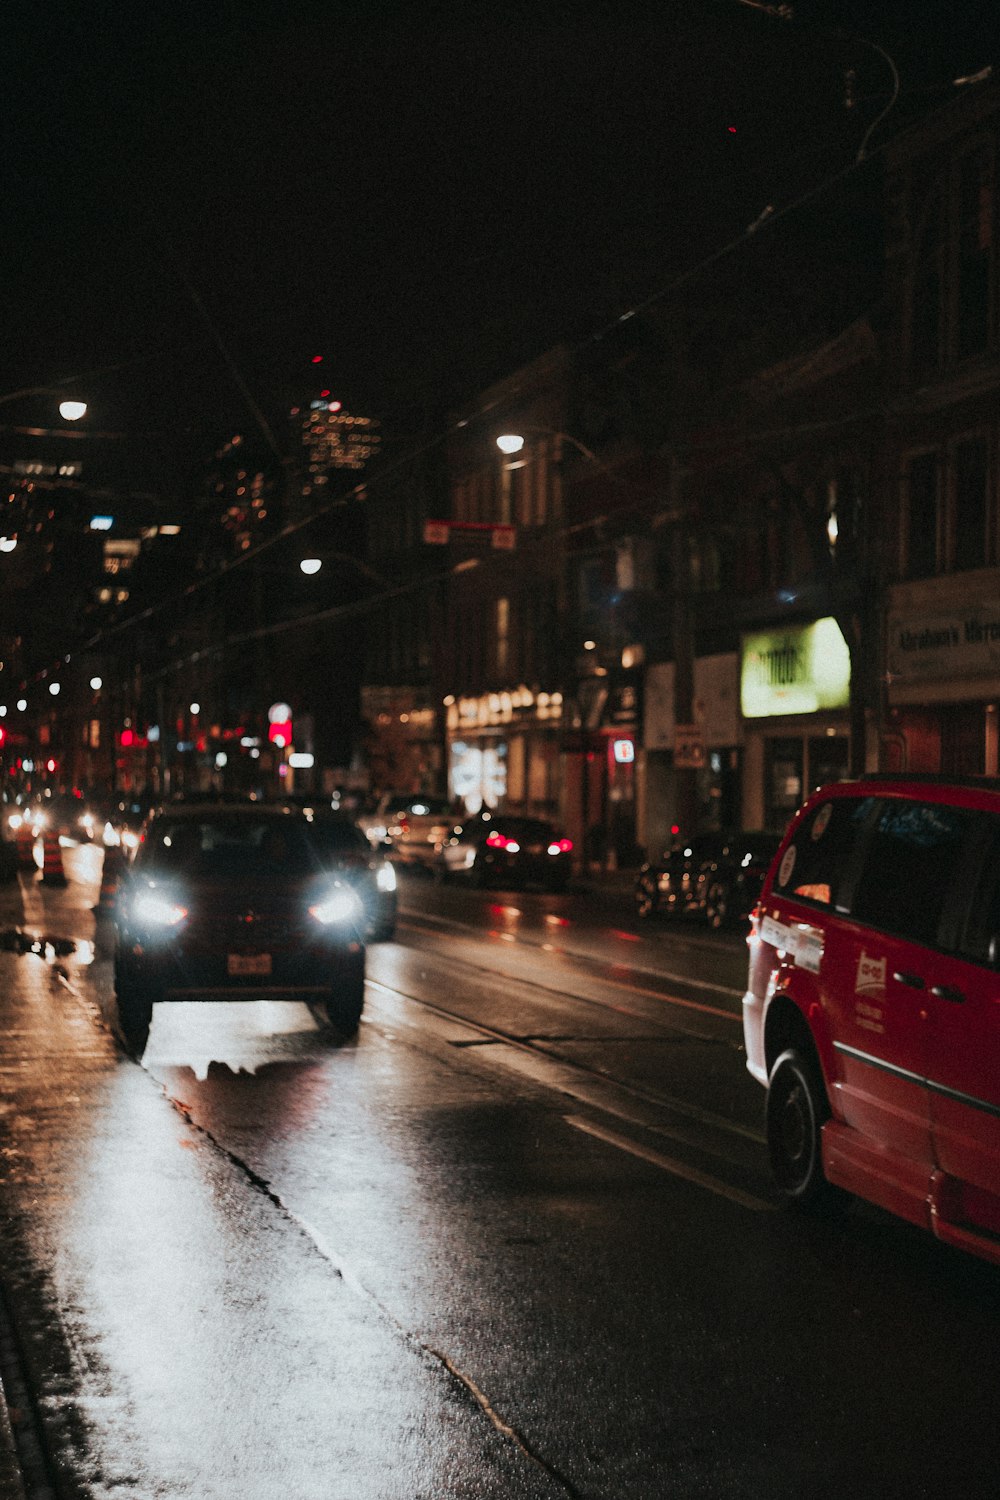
[1,845,999,1498]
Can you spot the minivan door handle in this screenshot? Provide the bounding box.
[892,970,925,989]
[929,983,966,1004]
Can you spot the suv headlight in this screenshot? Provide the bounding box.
[132,892,188,927]
[376,862,397,893]
[309,886,364,925]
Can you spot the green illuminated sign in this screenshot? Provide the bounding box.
[741,618,850,718]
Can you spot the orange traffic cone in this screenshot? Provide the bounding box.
[94,844,125,912]
[40,829,68,886]
[15,821,37,871]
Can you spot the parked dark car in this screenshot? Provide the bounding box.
[113,804,372,1054]
[434,812,574,892]
[634,831,781,929]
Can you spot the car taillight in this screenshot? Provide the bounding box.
[486,832,519,852]
[747,900,764,948]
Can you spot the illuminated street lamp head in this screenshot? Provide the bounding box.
[58,400,87,422]
[496,434,525,455]
[299,558,322,575]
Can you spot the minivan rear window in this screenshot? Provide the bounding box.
[773,795,873,909]
[850,799,972,945]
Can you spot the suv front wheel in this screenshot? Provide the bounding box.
[324,964,365,1036]
[114,958,154,1056]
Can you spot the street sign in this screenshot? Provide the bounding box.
[673,724,706,769]
[423,519,516,549]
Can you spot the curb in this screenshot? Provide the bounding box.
[0,1370,28,1500]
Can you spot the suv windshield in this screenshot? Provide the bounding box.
[142,816,363,877]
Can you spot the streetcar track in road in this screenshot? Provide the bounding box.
[396,913,742,1028]
[364,977,765,1148]
[398,908,744,1003]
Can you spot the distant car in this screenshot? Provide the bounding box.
[102,796,158,855]
[634,831,781,930]
[34,790,102,843]
[358,793,454,870]
[435,812,574,892]
[113,803,370,1054]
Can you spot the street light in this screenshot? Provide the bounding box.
[0,386,87,418]
[293,551,394,587]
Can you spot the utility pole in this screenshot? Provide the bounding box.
[668,451,701,840]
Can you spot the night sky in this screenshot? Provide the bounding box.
[4,1,997,500]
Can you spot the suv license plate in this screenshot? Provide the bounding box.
[227,953,272,976]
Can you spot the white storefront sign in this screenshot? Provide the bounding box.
[644,654,740,751]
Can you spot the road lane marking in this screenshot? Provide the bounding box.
[564,1115,775,1212]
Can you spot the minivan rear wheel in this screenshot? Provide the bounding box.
[766,1048,844,1211]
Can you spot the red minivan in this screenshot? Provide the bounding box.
[744,774,1000,1266]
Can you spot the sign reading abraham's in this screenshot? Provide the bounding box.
[887,607,1000,683]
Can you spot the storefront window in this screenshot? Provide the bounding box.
[765,735,849,831]
[766,738,803,831]
[808,734,849,794]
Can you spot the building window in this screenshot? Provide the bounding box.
[911,193,943,376]
[951,436,989,572]
[905,451,940,578]
[496,596,509,676]
[956,147,993,360]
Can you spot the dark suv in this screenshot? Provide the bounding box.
[114,804,370,1053]
[635,831,781,930]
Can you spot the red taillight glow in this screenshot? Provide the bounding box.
[486,832,520,852]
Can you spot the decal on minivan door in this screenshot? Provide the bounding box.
[854,950,886,1034]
